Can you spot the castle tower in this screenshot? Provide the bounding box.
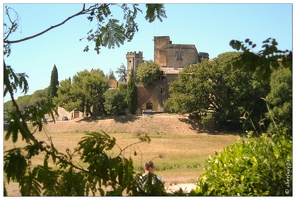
[126,51,144,82]
[154,36,171,67]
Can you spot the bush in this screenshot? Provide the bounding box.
[192,132,292,196]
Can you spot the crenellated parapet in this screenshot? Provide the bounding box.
[126,51,143,59]
[126,51,144,82]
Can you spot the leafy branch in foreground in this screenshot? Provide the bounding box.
[229,38,292,81]
[4,4,166,56]
[3,3,167,195]
[4,127,152,196]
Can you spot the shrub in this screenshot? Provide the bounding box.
[192,132,292,196]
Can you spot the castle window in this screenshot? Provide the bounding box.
[176,51,183,61]
[160,87,165,94]
[159,71,166,82]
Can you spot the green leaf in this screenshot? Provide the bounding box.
[145,4,167,23]
[100,19,125,49]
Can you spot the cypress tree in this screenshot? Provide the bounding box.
[48,64,59,102]
[126,69,138,114]
[107,69,117,80]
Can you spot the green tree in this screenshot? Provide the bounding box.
[107,68,117,80]
[118,81,127,92]
[47,65,59,102]
[4,88,48,117]
[265,66,292,136]
[116,63,127,82]
[103,88,126,115]
[52,78,73,111]
[3,100,13,119]
[126,69,138,114]
[136,60,161,85]
[31,88,48,104]
[165,52,269,131]
[54,69,109,116]
[13,95,32,111]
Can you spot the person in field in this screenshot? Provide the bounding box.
[134,161,166,196]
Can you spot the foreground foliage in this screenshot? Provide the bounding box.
[192,132,292,196]
[229,38,292,81]
[3,3,173,196]
[190,38,293,196]
[4,4,166,56]
[4,130,151,196]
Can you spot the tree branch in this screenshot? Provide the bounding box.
[3,4,97,44]
[3,60,38,144]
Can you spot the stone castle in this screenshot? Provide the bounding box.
[55,36,209,119]
[126,36,209,114]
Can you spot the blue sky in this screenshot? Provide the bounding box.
[2,2,293,103]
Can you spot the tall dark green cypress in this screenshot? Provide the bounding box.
[126,69,138,114]
[48,64,59,102]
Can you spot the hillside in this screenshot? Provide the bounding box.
[43,113,200,135]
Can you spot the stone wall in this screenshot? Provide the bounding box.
[135,72,178,113]
[154,36,200,68]
[154,36,171,67]
[164,44,199,68]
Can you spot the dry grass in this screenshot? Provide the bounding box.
[3,114,241,196]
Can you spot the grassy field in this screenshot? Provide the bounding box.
[4,129,241,195]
